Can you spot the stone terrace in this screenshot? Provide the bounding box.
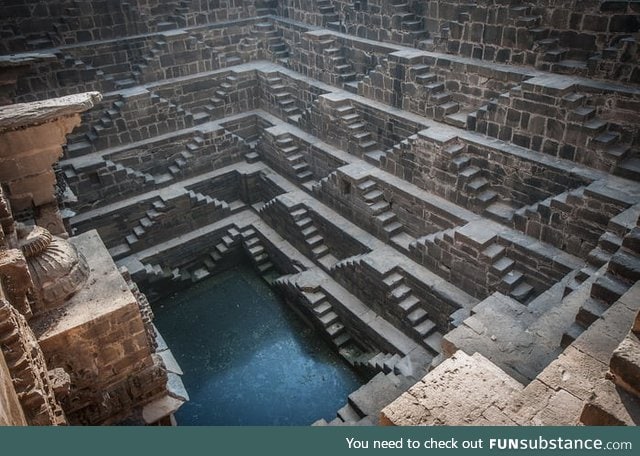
[1,0,639,426]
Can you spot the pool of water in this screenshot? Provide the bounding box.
[153,263,366,425]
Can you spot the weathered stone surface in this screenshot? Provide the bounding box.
[0,92,101,131]
[381,351,523,425]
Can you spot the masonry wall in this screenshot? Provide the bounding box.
[423,0,640,83]
[0,0,257,54]
[381,130,591,215]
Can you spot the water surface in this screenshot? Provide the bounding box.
[153,263,365,425]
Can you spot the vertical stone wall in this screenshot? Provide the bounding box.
[423,0,640,83]
[0,0,258,54]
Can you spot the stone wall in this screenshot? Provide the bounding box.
[65,126,247,210]
[410,219,583,302]
[259,196,370,262]
[302,93,422,162]
[332,0,429,46]
[358,49,529,125]
[513,183,634,259]
[472,75,640,176]
[0,0,257,54]
[11,22,261,104]
[289,30,388,89]
[380,127,592,219]
[422,0,640,83]
[315,166,467,241]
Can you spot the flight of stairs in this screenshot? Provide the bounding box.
[265,75,302,124]
[273,133,315,186]
[382,270,443,354]
[241,227,276,279]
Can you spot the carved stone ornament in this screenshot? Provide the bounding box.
[16,225,89,314]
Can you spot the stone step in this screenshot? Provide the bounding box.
[391,284,412,301]
[509,281,535,302]
[615,157,640,181]
[312,244,329,258]
[383,272,404,287]
[492,256,515,274]
[320,311,339,327]
[609,250,640,282]
[591,272,630,305]
[296,217,313,229]
[370,200,390,215]
[398,295,420,313]
[431,91,451,105]
[333,332,351,348]
[383,354,403,374]
[357,179,376,191]
[306,234,324,248]
[377,211,397,224]
[406,308,428,326]
[414,319,437,338]
[501,269,525,291]
[459,165,480,180]
[576,297,609,327]
[313,301,333,317]
[466,177,489,193]
[337,403,362,423]
[326,322,345,337]
[384,221,404,236]
[592,131,620,148]
[364,189,384,202]
[423,331,443,355]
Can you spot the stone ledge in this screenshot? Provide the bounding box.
[0,92,102,132]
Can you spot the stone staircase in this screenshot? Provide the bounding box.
[312,370,416,426]
[129,37,167,85]
[65,97,125,157]
[251,22,289,64]
[562,91,637,178]
[302,287,352,347]
[411,224,537,303]
[389,0,429,44]
[354,178,414,249]
[319,38,358,91]
[104,159,155,187]
[241,227,276,279]
[289,206,338,270]
[203,74,239,117]
[382,269,443,355]
[273,276,353,349]
[273,133,315,185]
[563,224,640,346]
[164,141,198,180]
[332,99,385,164]
[442,142,512,218]
[109,198,167,259]
[265,75,302,124]
[318,0,340,28]
[408,63,460,121]
[480,239,535,304]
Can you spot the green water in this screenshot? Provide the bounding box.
[153,263,366,425]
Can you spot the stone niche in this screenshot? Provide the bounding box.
[0,92,184,425]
